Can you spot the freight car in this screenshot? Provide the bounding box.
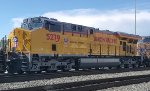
[138,36,150,66]
[0,16,149,74]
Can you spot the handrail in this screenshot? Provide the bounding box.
[23,40,30,52]
[18,45,22,54]
[23,39,31,62]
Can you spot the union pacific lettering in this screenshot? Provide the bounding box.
[46,34,60,42]
[94,37,117,44]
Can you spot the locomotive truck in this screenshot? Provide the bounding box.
[0,16,149,74]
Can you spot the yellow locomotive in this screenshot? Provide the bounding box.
[0,17,144,73]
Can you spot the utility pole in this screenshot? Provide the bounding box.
[135,0,137,35]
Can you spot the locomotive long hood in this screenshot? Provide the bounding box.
[116,32,142,40]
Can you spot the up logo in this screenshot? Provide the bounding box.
[13,36,18,47]
[64,37,68,44]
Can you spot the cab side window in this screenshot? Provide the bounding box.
[120,41,122,45]
[123,42,126,51]
[78,25,82,32]
[44,20,61,32]
[90,29,94,34]
[71,24,76,31]
[49,22,61,32]
[44,20,49,30]
[63,23,71,31]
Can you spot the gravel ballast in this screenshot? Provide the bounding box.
[98,82,150,91]
[1,70,150,90]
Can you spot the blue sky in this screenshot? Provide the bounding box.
[0,0,150,38]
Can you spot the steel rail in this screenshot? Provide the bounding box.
[13,74,150,91]
[0,67,150,83]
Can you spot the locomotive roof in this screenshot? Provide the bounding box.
[23,17,142,39]
[116,32,142,40]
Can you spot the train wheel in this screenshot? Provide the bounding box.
[46,70,57,73]
[37,71,42,74]
[135,64,139,68]
[62,69,69,72]
[75,67,79,71]
[116,65,121,69]
[7,65,15,74]
[17,70,23,74]
[124,64,129,68]
[0,71,4,73]
[46,70,50,73]
[121,64,125,68]
[26,71,35,74]
[145,62,150,67]
[132,64,135,68]
[51,70,57,73]
[108,67,112,69]
[95,68,99,70]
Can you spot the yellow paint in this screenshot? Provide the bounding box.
[7,28,140,57]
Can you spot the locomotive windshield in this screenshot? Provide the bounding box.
[21,17,43,30]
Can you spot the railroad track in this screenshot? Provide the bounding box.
[13,74,150,91]
[1,67,150,83]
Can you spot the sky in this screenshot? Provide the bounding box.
[0,0,150,39]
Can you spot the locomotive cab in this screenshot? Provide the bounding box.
[117,32,141,56]
[21,17,44,30]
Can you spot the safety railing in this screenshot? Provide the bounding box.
[23,40,31,62]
